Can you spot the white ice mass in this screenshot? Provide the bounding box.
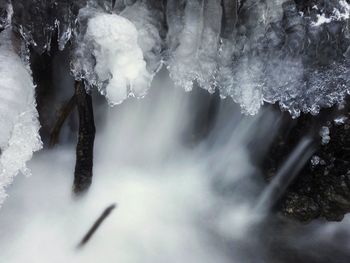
[166,0,222,92]
[73,12,151,105]
[68,0,350,117]
[0,28,42,205]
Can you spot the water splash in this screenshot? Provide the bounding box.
[255,137,315,213]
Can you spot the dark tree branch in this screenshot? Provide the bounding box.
[78,203,117,248]
[49,94,77,147]
[73,81,96,194]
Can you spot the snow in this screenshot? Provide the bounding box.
[0,28,42,206]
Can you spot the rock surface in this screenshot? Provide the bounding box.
[262,103,350,221]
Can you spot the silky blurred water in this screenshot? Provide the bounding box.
[0,72,349,263]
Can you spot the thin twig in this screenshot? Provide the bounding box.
[78,203,117,248]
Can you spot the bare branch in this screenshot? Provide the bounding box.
[73,81,96,194]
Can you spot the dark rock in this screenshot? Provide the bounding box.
[11,0,87,53]
[263,103,350,222]
[0,0,10,33]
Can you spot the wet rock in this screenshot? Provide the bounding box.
[264,103,350,222]
[11,0,87,53]
[282,192,321,221]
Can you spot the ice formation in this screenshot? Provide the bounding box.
[163,0,350,117]
[73,12,151,105]
[8,0,350,118]
[166,0,222,92]
[72,1,163,105]
[121,1,164,75]
[0,28,42,205]
[320,126,331,145]
[312,0,350,26]
[334,115,348,125]
[311,155,321,166]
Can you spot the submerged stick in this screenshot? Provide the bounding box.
[73,81,96,194]
[78,203,117,248]
[49,94,77,147]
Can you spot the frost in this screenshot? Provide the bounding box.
[311,155,321,166]
[0,28,42,205]
[320,126,331,145]
[334,116,348,125]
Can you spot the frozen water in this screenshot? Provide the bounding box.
[320,126,331,145]
[312,0,350,26]
[121,1,163,75]
[164,0,350,117]
[0,28,42,206]
[334,115,348,125]
[166,0,222,92]
[311,155,321,166]
[6,0,350,117]
[72,3,164,105]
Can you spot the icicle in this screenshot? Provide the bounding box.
[121,0,164,76]
[166,0,222,92]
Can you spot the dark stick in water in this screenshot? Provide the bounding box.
[78,203,117,248]
[73,81,96,194]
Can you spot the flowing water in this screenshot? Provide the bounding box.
[0,70,349,263]
[0,0,350,262]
